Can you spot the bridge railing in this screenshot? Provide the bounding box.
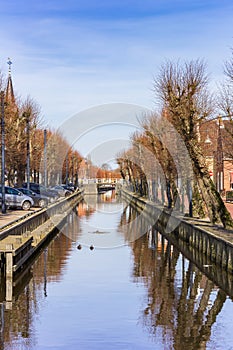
[79,178,122,185]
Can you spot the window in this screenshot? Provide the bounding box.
[6,187,20,195]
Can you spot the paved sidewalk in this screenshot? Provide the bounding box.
[225,202,233,218]
[0,208,40,230]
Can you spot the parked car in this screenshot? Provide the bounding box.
[22,183,59,202]
[60,184,76,193]
[17,188,49,208]
[0,186,34,210]
[50,185,72,197]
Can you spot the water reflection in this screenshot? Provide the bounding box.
[0,193,232,349]
[0,215,80,349]
[124,204,233,349]
[77,191,126,248]
[129,231,229,349]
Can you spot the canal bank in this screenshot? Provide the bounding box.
[121,188,233,274]
[0,190,83,284]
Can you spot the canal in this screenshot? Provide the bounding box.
[0,191,233,349]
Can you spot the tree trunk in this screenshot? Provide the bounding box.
[191,181,207,218]
[16,163,26,187]
[187,139,233,228]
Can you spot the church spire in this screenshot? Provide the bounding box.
[5,58,15,104]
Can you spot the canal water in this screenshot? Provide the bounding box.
[1,191,233,349]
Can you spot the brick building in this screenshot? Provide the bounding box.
[199,117,233,194]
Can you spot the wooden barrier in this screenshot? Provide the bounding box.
[0,190,83,239]
[0,190,84,290]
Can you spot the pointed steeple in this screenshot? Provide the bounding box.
[5,58,15,104]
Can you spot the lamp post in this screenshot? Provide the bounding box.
[21,111,31,190]
[66,152,69,185]
[26,112,30,190]
[215,117,224,192]
[1,91,6,213]
[71,153,74,184]
[76,164,79,188]
[44,129,47,187]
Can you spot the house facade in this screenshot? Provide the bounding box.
[199,117,233,195]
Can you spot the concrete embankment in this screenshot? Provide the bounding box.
[0,190,83,279]
[121,189,233,276]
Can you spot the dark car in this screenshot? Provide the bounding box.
[17,188,49,208]
[60,184,76,192]
[22,183,59,202]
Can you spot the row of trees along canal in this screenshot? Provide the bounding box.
[117,52,233,229]
[0,70,120,189]
[0,70,81,187]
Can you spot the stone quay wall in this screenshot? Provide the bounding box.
[121,189,233,274]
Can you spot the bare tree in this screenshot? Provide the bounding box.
[224,48,233,82]
[154,59,233,228]
[218,83,233,117]
[15,97,40,185]
[138,114,182,209]
[117,148,148,195]
[217,48,233,162]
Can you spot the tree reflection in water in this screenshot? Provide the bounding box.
[0,209,81,349]
[0,201,232,349]
[125,206,230,349]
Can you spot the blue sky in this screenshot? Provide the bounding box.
[0,0,233,129]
